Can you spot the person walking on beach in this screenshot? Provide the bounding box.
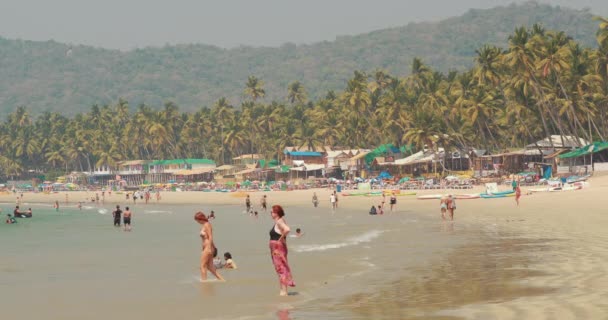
[312,192,319,208]
[269,205,295,296]
[123,206,132,231]
[112,205,122,227]
[194,211,224,281]
[440,196,448,220]
[330,193,337,210]
[155,190,161,202]
[448,195,456,220]
[245,195,251,212]
[389,192,397,212]
[333,191,339,208]
[261,195,268,212]
[515,183,522,206]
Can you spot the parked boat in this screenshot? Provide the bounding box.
[454,193,480,200]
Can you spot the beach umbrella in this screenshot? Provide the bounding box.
[225,181,235,186]
[243,180,252,186]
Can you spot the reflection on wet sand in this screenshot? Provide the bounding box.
[327,232,558,319]
[276,309,291,320]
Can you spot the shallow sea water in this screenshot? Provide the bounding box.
[0,198,553,320]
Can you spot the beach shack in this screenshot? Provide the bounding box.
[88,164,115,186]
[557,141,608,174]
[256,159,280,182]
[392,149,444,177]
[148,159,215,184]
[283,151,324,165]
[443,150,470,171]
[116,160,150,186]
[324,151,349,177]
[233,154,261,166]
[348,151,371,178]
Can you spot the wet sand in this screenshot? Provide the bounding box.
[2,176,608,319]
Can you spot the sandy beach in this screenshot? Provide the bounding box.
[2,176,608,319]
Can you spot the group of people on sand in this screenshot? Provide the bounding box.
[196,203,297,296]
[440,195,456,220]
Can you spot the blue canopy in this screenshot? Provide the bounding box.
[377,171,393,180]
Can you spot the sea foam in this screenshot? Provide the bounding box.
[293,229,383,253]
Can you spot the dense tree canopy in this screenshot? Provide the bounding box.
[1,19,608,181]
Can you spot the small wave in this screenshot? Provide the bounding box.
[98,209,108,214]
[293,230,383,253]
[144,210,173,214]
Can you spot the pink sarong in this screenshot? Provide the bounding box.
[269,240,295,287]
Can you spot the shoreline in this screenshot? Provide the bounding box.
[3,176,608,319]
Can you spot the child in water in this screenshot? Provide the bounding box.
[295,228,304,237]
[223,252,237,269]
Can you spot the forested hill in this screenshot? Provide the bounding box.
[0,2,601,116]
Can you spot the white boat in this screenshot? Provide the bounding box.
[549,184,582,192]
[454,193,480,199]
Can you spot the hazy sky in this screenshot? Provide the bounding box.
[1,0,607,50]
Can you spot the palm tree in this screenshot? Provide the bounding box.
[244,76,265,101]
[287,81,307,105]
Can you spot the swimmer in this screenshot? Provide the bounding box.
[294,228,304,237]
[440,196,448,220]
[208,210,215,219]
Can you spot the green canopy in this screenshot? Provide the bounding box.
[559,141,608,159]
[258,159,279,169]
[364,144,402,164]
[275,165,290,173]
[242,180,252,186]
[398,177,410,183]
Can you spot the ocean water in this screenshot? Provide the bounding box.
[0,200,477,320]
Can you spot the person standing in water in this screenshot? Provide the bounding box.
[448,195,456,220]
[389,192,397,212]
[261,195,268,212]
[330,193,337,210]
[112,205,122,227]
[269,205,295,296]
[245,195,251,212]
[54,200,60,212]
[194,211,224,281]
[312,192,319,208]
[515,182,522,206]
[440,196,448,220]
[123,206,132,231]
